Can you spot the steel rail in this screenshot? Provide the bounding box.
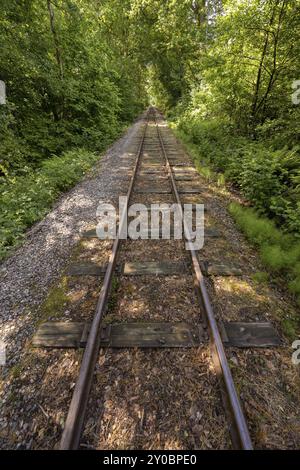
[60,109,152,449]
[154,116,253,450]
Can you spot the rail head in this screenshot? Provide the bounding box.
[154,114,253,450]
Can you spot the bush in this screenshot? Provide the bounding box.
[228,203,283,246]
[174,115,300,235]
[0,149,99,260]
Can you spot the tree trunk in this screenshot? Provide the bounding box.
[47,0,63,79]
[251,0,279,125]
[47,0,64,120]
[257,0,287,119]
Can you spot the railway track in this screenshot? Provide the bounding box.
[57,107,252,450]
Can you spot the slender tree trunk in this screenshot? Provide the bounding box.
[257,0,287,119]
[251,0,279,124]
[47,0,63,80]
[47,0,64,121]
[191,0,207,28]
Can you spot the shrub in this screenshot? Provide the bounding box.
[174,115,300,236]
[0,149,99,260]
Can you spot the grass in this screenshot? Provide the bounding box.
[228,202,300,299]
[251,271,270,284]
[36,277,70,323]
[228,202,300,338]
[0,148,99,261]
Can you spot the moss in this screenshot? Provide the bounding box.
[281,317,299,340]
[251,271,270,284]
[6,276,72,396]
[10,363,23,380]
[35,276,70,325]
[9,280,69,378]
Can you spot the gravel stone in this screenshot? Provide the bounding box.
[0,115,144,370]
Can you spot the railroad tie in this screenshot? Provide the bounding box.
[67,261,187,276]
[32,320,280,349]
[123,261,186,276]
[134,187,172,194]
[199,261,244,276]
[81,226,221,241]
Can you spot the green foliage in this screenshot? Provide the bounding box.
[289,275,300,296]
[281,317,299,340]
[0,0,149,259]
[251,272,270,285]
[227,202,283,246]
[260,245,291,272]
[131,0,300,137]
[0,149,98,260]
[229,202,300,304]
[175,116,300,235]
[0,0,147,177]
[131,0,300,235]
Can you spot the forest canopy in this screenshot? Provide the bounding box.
[1,0,299,173]
[128,0,300,235]
[0,0,147,176]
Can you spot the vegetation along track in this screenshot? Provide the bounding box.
[52,107,252,450]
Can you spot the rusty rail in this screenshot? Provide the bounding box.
[60,109,152,449]
[154,115,253,450]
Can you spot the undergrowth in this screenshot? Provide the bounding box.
[228,203,300,305]
[0,148,99,261]
[173,117,300,236]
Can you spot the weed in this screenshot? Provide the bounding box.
[107,276,120,312]
[252,271,269,284]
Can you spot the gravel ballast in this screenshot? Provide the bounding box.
[0,116,144,370]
